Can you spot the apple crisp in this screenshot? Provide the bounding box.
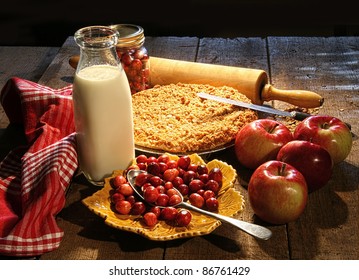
[132,83,258,153]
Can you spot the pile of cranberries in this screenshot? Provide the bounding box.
[110,154,223,227]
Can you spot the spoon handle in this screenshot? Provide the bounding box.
[181,202,272,240]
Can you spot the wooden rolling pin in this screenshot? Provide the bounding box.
[69,55,323,108]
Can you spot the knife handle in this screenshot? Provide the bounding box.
[261,84,324,108]
[292,111,312,121]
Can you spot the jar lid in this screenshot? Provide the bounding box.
[109,24,145,49]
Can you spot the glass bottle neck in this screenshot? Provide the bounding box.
[77,47,119,71]
[74,26,120,72]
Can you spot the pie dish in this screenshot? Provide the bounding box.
[82,154,245,240]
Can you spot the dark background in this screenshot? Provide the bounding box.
[1,0,358,46]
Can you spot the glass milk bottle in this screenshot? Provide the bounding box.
[73,26,135,185]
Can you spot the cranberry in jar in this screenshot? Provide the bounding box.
[110,24,150,94]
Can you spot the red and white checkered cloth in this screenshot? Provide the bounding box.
[0,77,78,257]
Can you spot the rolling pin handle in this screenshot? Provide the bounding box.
[261,84,324,108]
[69,55,80,69]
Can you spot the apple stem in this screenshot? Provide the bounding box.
[279,163,286,176]
[321,122,330,129]
[268,123,279,134]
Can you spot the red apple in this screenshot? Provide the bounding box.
[277,140,333,192]
[293,115,352,164]
[235,119,294,169]
[248,160,308,225]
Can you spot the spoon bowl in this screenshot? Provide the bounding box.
[127,169,272,240]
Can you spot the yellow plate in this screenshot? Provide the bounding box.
[82,154,244,241]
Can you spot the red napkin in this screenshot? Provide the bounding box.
[0,77,78,257]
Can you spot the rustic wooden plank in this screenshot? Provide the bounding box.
[146,36,199,61]
[0,46,59,128]
[196,37,269,71]
[37,37,78,88]
[0,46,59,86]
[267,37,359,259]
[163,37,289,260]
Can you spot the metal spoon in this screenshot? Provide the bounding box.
[126,169,272,240]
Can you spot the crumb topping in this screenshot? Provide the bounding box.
[132,83,258,153]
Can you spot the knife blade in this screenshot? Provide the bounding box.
[197,92,311,121]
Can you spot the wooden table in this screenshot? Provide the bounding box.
[0,36,358,260]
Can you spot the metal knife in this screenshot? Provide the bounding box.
[197,92,312,121]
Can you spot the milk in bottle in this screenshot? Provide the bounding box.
[73,26,134,185]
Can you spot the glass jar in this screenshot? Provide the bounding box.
[110,24,150,94]
[73,26,135,185]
